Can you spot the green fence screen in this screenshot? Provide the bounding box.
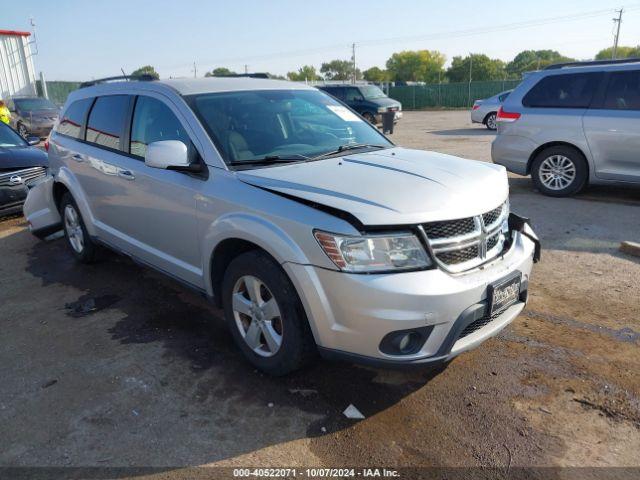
[36,80,81,106]
[388,80,521,110]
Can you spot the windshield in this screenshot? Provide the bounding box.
[14,97,58,111]
[359,85,387,99]
[0,124,27,148]
[187,89,392,168]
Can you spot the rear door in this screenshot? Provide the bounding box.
[583,69,640,182]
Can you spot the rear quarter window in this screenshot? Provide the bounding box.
[56,98,93,139]
[522,72,602,108]
[602,70,640,110]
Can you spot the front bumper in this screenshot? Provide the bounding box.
[0,185,29,216]
[285,222,537,367]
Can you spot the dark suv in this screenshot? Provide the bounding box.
[317,84,402,124]
[8,96,60,139]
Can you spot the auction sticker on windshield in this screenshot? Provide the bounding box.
[326,105,363,122]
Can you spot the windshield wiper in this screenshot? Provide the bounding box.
[227,154,310,167]
[311,144,388,161]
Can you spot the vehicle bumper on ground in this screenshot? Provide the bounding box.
[491,134,539,176]
[285,228,537,368]
[23,176,62,237]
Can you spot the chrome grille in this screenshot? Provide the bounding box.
[0,167,47,187]
[421,201,509,273]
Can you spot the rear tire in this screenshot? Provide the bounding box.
[484,112,497,130]
[531,145,588,197]
[363,112,376,124]
[221,250,316,375]
[60,193,100,263]
[17,123,28,139]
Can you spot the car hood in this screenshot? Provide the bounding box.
[0,147,48,170]
[237,147,508,226]
[21,109,59,119]
[369,97,401,108]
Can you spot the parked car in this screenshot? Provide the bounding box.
[492,59,640,196]
[7,96,60,139]
[317,84,402,124]
[471,90,512,130]
[24,76,539,375]
[0,122,48,216]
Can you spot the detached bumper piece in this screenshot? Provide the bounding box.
[509,213,541,263]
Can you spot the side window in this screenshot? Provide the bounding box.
[85,95,130,150]
[522,73,602,108]
[498,92,510,102]
[130,96,191,158]
[325,88,344,100]
[345,88,363,102]
[602,70,640,110]
[56,98,93,139]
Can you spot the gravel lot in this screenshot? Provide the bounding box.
[1,111,639,474]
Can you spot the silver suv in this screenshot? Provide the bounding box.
[24,76,539,375]
[492,59,640,196]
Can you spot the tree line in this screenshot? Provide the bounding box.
[131,45,640,85]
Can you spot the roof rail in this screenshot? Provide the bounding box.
[544,58,640,70]
[79,74,157,88]
[213,73,270,79]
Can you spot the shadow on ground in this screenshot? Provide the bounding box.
[21,234,445,470]
[429,128,495,137]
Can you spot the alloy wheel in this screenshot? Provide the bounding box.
[232,275,283,357]
[64,204,84,253]
[539,155,576,191]
[486,113,497,130]
[18,124,28,139]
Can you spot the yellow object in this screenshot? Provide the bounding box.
[0,105,10,125]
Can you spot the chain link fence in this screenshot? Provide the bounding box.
[388,80,521,110]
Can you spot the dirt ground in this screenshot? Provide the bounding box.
[1,111,639,476]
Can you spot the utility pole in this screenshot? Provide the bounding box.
[351,43,356,84]
[612,9,623,59]
[244,64,249,74]
[192,61,197,78]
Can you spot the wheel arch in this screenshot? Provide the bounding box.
[526,141,590,179]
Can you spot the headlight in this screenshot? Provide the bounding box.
[377,107,388,113]
[314,230,432,273]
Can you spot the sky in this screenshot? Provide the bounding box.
[4,0,640,81]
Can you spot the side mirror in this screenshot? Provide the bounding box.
[145,140,197,172]
[27,136,40,146]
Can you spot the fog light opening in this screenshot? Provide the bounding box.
[379,326,434,356]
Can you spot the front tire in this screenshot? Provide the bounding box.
[221,250,316,375]
[60,193,100,263]
[484,112,497,130]
[17,123,28,139]
[531,146,588,197]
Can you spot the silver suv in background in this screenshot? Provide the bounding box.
[24,76,539,375]
[471,90,511,130]
[492,59,640,196]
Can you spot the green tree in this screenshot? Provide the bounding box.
[506,50,574,76]
[362,66,390,82]
[385,50,445,83]
[595,45,640,60]
[131,65,159,80]
[287,65,321,81]
[204,67,237,77]
[446,54,505,83]
[320,59,361,80]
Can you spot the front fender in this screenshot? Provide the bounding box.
[55,167,98,237]
[201,212,334,296]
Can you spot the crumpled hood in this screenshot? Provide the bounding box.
[237,147,509,226]
[0,147,48,170]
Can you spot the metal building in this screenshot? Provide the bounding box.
[0,29,37,100]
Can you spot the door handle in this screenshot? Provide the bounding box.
[72,154,84,162]
[118,169,135,181]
